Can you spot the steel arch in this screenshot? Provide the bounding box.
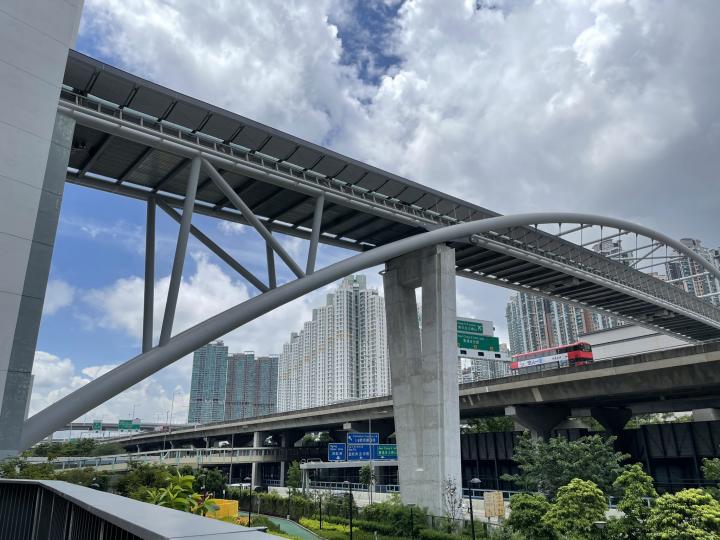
[20,212,720,448]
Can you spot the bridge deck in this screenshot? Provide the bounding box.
[60,51,720,341]
[108,342,720,448]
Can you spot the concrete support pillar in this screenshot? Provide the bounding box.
[383,244,460,515]
[279,461,287,488]
[0,0,83,459]
[591,407,632,435]
[506,405,569,440]
[251,431,267,487]
[278,432,289,487]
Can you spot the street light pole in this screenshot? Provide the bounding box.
[409,504,415,540]
[343,480,353,540]
[244,477,252,525]
[468,478,481,540]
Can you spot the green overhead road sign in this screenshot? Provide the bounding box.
[92,421,102,431]
[457,319,484,334]
[118,419,140,430]
[457,333,500,351]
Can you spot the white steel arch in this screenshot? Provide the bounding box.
[20,211,720,449]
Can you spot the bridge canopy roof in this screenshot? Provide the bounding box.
[60,51,720,342]
[63,50,495,249]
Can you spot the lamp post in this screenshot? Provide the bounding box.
[244,476,252,524]
[468,478,481,540]
[408,503,416,540]
[318,489,323,530]
[343,480,353,540]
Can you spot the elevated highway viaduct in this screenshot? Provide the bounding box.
[111,341,720,451]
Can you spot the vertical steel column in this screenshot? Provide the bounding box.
[266,240,277,289]
[202,158,305,278]
[142,198,156,352]
[159,156,201,345]
[306,194,324,274]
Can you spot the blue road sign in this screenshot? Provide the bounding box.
[347,432,379,445]
[372,444,398,460]
[328,443,346,461]
[347,443,372,461]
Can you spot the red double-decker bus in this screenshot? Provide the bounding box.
[510,341,593,375]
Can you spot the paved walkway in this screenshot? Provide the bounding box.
[263,515,320,540]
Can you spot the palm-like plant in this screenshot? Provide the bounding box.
[190,493,220,516]
[145,472,199,512]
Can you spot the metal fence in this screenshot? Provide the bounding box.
[0,479,267,540]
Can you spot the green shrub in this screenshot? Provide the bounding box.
[418,528,462,540]
[542,478,606,539]
[506,493,555,540]
[645,488,720,538]
[361,494,428,536]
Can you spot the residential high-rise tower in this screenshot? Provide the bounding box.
[188,342,278,424]
[277,275,389,412]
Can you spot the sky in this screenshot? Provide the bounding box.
[32,0,720,426]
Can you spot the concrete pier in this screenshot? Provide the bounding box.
[383,244,461,515]
[0,1,83,458]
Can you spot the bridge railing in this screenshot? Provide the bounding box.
[52,446,291,470]
[0,479,267,539]
[60,90,455,229]
[474,227,720,324]
[307,480,401,493]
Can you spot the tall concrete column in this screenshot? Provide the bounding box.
[251,431,267,487]
[383,244,461,515]
[0,1,84,458]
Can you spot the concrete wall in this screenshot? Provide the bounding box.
[580,325,688,361]
[0,1,84,458]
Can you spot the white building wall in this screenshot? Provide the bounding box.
[580,325,689,360]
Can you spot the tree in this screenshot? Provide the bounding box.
[608,464,657,540]
[0,458,55,480]
[504,434,628,498]
[441,477,463,532]
[506,492,556,540]
[463,416,515,433]
[645,489,720,539]
[542,478,607,539]
[193,468,226,496]
[359,464,376,504]
[287,461,302,491]
[116,462,171,500]
[702,458,720,499]
[56,467,109,491]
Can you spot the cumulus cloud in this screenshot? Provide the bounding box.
[218,221,247,235]
[79,0,720,244]
[82,251,335,355]
[30,351,189,423]
[43,280,75,315]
